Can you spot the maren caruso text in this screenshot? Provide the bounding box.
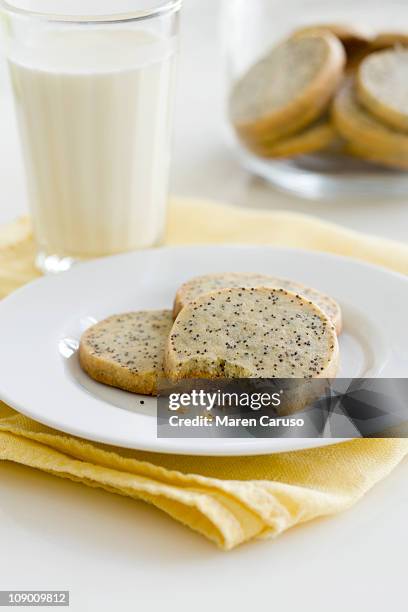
[168,415,305,428]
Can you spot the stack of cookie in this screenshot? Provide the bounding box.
[334,50,408,169]
[229,25,408,170]
[79,272,342,396]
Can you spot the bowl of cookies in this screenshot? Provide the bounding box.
[222,0,408,198]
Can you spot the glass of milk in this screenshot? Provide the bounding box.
[0,0,181,272]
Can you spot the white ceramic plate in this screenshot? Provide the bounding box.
[0,245,407,456]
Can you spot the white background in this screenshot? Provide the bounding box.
[0,1,407,610]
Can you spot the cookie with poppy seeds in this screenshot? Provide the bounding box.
[357,49,408,132]
[229,33,345,143]
[332,78,408,167]
[173,272,342,335]
[243,119,337,159]
[79,310,173,395]
[165,287,339,381]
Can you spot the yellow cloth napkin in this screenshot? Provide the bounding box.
[0,198,407,550]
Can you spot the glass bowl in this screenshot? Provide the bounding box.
[221,0,408,199]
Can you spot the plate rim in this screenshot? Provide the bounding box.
[5,242,408,300]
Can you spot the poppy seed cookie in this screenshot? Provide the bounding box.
[345,140,408,169]
[332,79,408,165]
[243,119,336,158]
[357,49,408,132]
[165,287,339,381]
[229,33,345,142]
[79,310,173,396]
[173,273,342,335]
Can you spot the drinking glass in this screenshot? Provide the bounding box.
[0,0,181,272]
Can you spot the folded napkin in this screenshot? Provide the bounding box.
[0,198,407,550]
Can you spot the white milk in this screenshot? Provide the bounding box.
[8,29,176,258]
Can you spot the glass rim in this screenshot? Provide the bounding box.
[0,0,182,24]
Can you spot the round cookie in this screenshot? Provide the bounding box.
[79,310,173,396]
[229,33,346,142]
[165,287,339,381]
[332,79,408,162]
[242,119,337,158]
[173,272,342,335]
[345,141,408,170]
[357,49,408,132]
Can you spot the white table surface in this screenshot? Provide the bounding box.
[0,1,407,610]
